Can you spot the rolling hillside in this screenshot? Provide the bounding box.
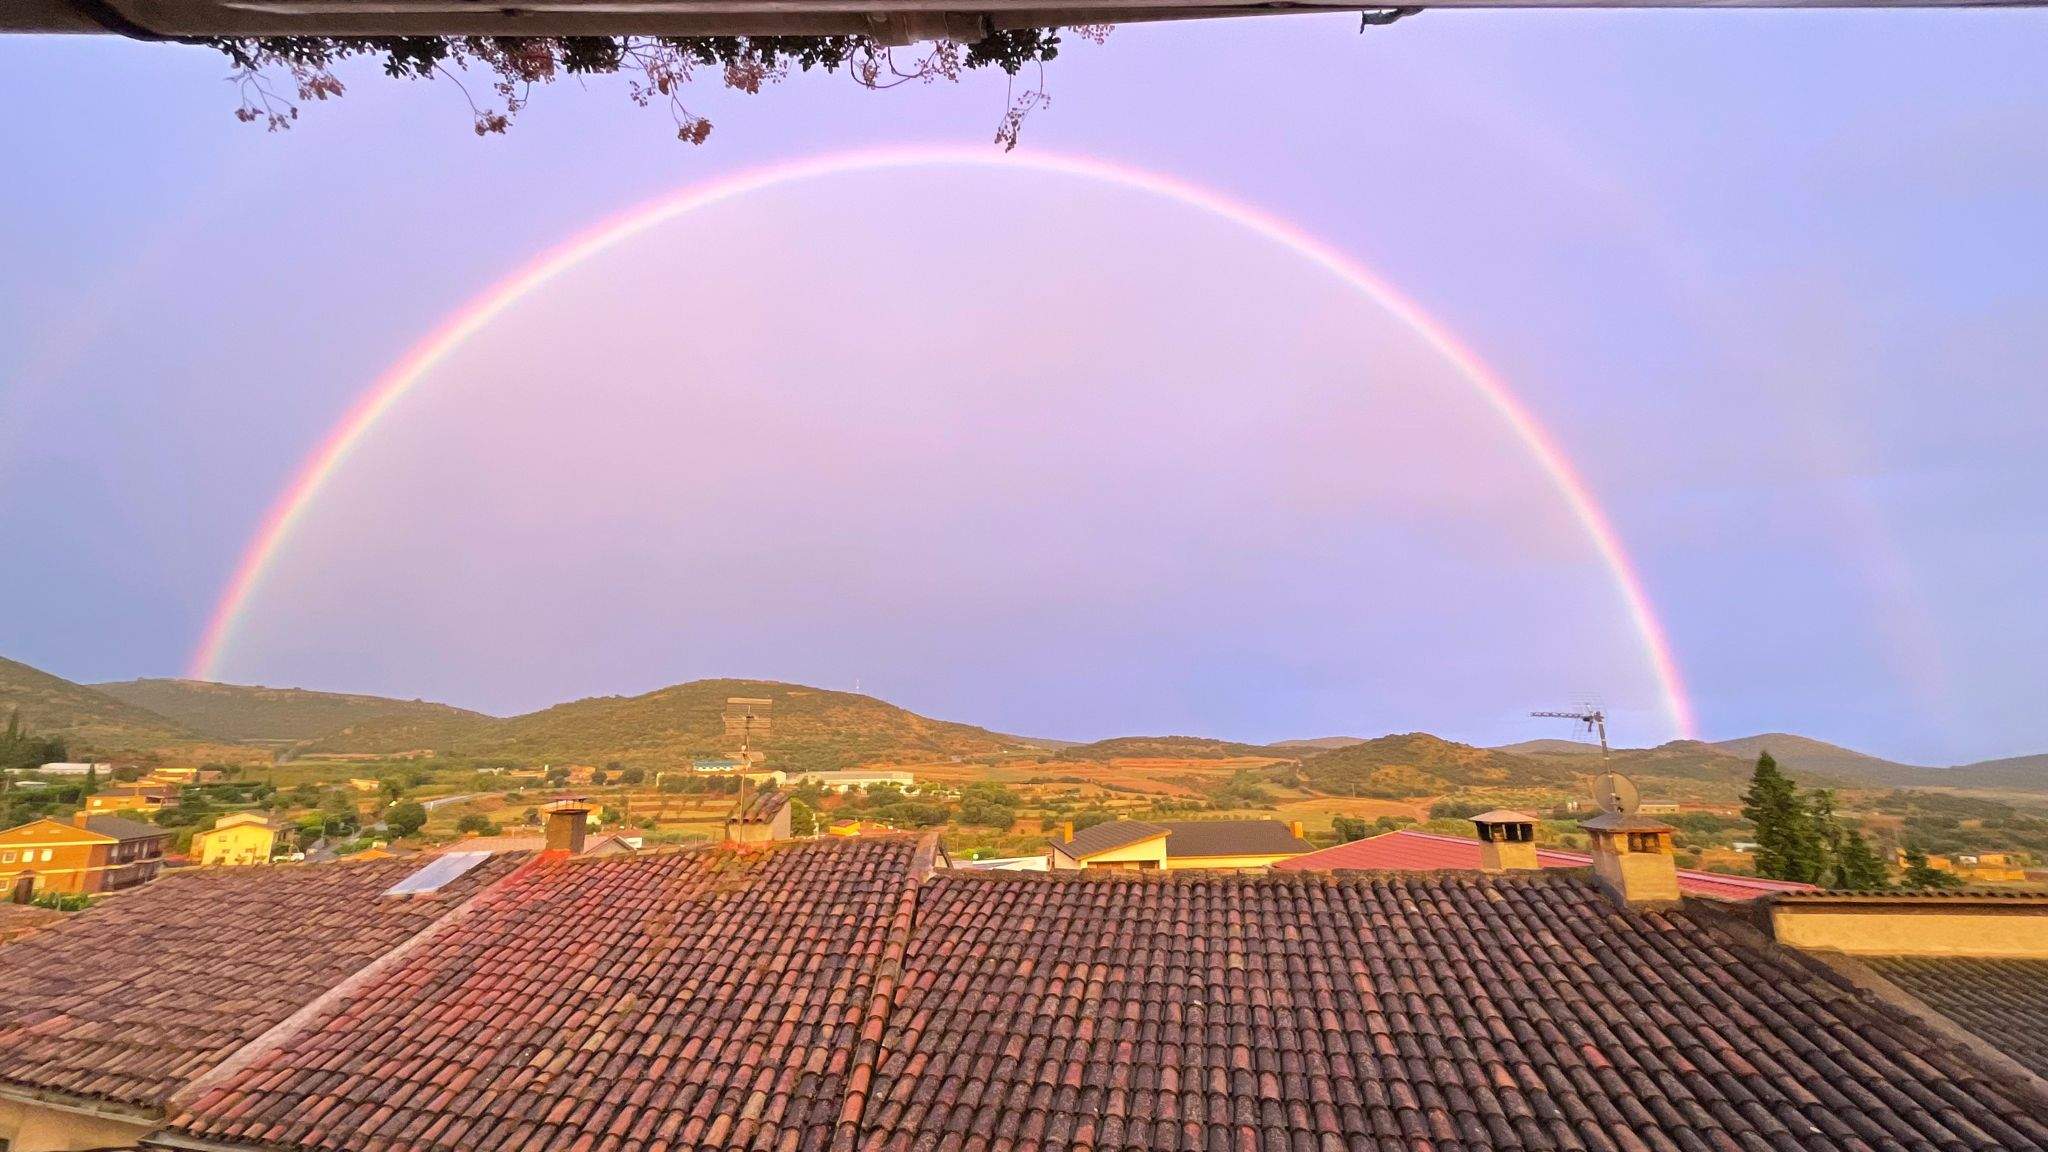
[295,678,1034,772]
[0,657,227,755]
[1057,735,1281,761]
[1267,736,1368,752]
[1300,733,1580,796]
[1707,733,1928,786]
[94,678,491,745]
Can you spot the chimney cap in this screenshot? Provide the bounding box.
[543,795,591,813]
[1469,809,1538,826]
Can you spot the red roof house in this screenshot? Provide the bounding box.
[1273,826,1819,901]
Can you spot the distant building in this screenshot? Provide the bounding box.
[1637,801,1681,815]
[691,758,744,774]
[26,762,114,777]
[1897,849,2030,884]
[145,766,222,785]
[0,813,168,897]
[193,812,284,867]
[347,778,383,793]
[84,782,178,815]
[790,769,915,793]
[1048,819,1312,873]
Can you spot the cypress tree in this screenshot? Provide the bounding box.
[1742,752,1821,883]
[1834,828,1889,889]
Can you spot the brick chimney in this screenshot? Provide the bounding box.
[1579,812,1680,903]
[543,798,590,855]
[1471,810,1539,872]
[72,810,91,829]
[1059,821,1074,844]
[1288,820,1306,841]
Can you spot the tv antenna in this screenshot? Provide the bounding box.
[1531,707,1608,757]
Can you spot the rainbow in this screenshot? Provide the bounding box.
[187,145,1698,738]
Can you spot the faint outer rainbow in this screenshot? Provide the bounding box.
[188,144,1699,738]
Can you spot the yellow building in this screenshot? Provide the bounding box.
[1048,819,1312,872]
[193,812,283,866]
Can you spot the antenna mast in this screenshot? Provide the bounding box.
[1531,707,1608,757]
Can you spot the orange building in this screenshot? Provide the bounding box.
[83,782,179,815]
[0,814,169,898]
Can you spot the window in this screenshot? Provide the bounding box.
[1,851,13,863]
[40,849,54,862]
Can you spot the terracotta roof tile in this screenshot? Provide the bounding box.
[166,835,928,1152]
[0,854,522,1113]
[1862,956,2048,1080]
[1274,829,1816,902]
[859,869,2046,1151]
[731,789,792,825]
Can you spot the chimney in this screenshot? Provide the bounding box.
[1059,821,1074,844]
[72,810,91,829]
[1288,820,1306,841]
[1579,812,1680,903]
[543,798,590,855]
[1471,810,1540,872]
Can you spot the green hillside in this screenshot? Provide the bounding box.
[1300,733,1580,797]
[1058,735,1280,761]
[93,678,492,745]
[0,657,222,755]
[1266,736,1368,752]
[296,678,1033,773]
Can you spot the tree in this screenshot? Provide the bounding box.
[619,766,646,786]
[789,798,818,838]
[1900,847,1965,889]
[1833,828,1890,889]
[455,812,495,836]
[592,768,610,787]
[1742,753,1823,884]
[381,777,407,802]
[1331,815,1374,843]
[207,30,1107,150]
[958,797,1016,828]
[81,765,99,796]
[385,801,428,839]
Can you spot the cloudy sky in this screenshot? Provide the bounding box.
[1,12,2043,763]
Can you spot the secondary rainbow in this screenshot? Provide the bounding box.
[188,144,1699,738]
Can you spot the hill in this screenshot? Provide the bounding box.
[1057,735,1281,761]
[1300,733,1580,797]
[93,678,492,745]
[0,656,228,756]
[1918,752,2048,793]
[1708,733,1928,786]
[1266,736,1368,752]
[1493,738,1604,757]
[295,678,1033,772]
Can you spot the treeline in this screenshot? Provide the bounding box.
[0,711,65,774]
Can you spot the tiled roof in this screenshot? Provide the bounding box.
[861,870,2048,1151]
[731,788,792,825]
[0,854,521,1114]
[166,835,932,1152]
[1157,818,1311,858]
[86,814,171,841]
[1055,819,1169,860]
[1862,956,2048,1080]
[1274,828,1817,902]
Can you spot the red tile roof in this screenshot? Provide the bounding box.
[861,869,2047,1151]
[0,853,522,1114]
[5,834,2041,1152]
[166,835,932,1152]
[1274,828,1818,901]
[730,788,792,825]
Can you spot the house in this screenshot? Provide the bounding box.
[191,813,283,866]
[1275,824,1818,901]
[1898,849,2031,883]
[726,789,792,843]
[1047,817,1312,871]
[2,827,2046,1152]
[789,768,916,792]
[689,757,743,773]
[25,762,113,777]
[142,767,220,786]
[345,778,382,793]
[0,813,169,897]
[84,783,178,815]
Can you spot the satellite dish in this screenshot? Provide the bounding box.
[1593,773,1640,816]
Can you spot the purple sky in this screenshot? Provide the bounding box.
[2,13,2044,763]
